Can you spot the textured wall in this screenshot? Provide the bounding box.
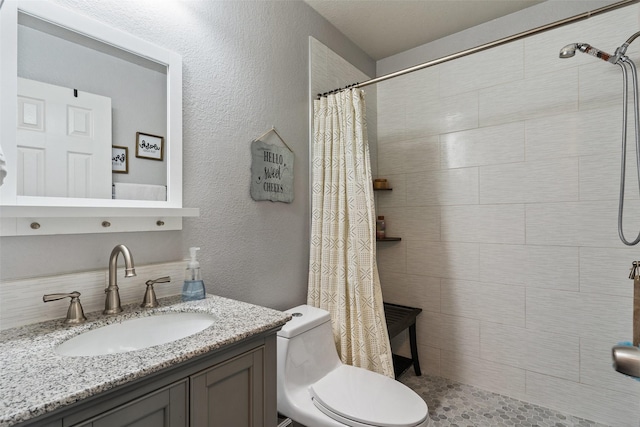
[0,1,374,312]
[376,5,640,424]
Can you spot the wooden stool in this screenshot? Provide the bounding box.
[383,302,422,379]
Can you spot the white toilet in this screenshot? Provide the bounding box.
[277,304,429,427]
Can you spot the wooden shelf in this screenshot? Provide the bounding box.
[373,187,392,191]
[376,237,401,241]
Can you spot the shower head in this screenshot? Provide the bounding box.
[558,42,618,64]
[559,43,578,58]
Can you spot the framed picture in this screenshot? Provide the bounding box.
[112,146,128,173]
[135,132,164,161]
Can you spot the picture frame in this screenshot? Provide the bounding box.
[112,146,128,173]
[135,132,164,161]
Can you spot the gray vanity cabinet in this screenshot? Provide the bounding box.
[73,380,188,427]
[17,332,278,427]
[191,346,264,427]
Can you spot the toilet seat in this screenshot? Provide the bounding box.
[309,365,428,427]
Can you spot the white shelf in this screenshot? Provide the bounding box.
[0,206,199,236]
[0,205,199,218]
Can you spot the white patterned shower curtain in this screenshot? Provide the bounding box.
[308,89,394,378]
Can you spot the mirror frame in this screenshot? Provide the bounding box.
[0,0,184,211]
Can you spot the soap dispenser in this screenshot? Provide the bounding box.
[182,247,206,301]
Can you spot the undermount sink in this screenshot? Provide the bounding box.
[56,312,216,357]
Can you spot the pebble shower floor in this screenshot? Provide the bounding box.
[399,373,609,427]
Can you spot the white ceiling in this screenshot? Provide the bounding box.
[304,0,546,60]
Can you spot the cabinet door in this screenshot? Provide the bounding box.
[72,379,187,427]
[191,347,264,427]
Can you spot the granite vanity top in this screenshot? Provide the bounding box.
[0,294,291,426]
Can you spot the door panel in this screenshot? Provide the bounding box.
[17,78,112,199]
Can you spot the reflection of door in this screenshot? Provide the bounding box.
[17,78,112,198]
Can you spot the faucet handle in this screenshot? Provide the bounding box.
[43,291,87,324]
[141,276,170,308]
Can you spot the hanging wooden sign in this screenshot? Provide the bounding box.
[250,139,294,203]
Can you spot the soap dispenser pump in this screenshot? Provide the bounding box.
[182,247,206,301]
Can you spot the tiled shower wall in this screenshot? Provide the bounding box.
[376,5,640,426]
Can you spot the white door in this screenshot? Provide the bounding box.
[17,77,112,199]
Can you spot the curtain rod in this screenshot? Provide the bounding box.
[318,0,639,97]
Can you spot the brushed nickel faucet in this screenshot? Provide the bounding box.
[104,244,136,315]
[43,291,87,324]
[140,276,171,308]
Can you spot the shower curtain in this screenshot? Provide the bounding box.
[308,89,394,378]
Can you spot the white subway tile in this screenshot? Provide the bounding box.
[579,61,629,112]
[479,68,579,127]
[377,136,439,176]
[310,39,328,96]
[526,201,631,247]
[479,162,527,204]
[480,323,526,369]
[526,288,583,336]
[525,106,620,162]
[525,329,580,382]
[406,168,478,206]
[378,78,407,144]
[403,66,439,125]
[440,205,480,243]
[480,158,579,205]
[406,275,441,313]
[436,313,480,356]
[526,157,580,203]
[379,270,441,315]
[441,122,524,169]
[406,241,479,280]
[376,239,406,274]
[480,323,580,381]
[526,288,632,341]
[417,344,441,376]
[379,270,409,305]
[480,158,579,204]
[579,291,633,342]
[479,244,578,291]
[415,310,444,352]
[580,152,640,202]
[580,246,638,297]
[406,91,479,138]
[379,206,440,242]
[524,245,579,291]
[479,244,527,286]
[525,371,640,426]
[441,350,526,399]
[441,204,525,244]
[441,279,525,327]
[440,41,524,97]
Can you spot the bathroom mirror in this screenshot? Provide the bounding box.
[0,0,184,210]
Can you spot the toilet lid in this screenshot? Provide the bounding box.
[309,365,428,427]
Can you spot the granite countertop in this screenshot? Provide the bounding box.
[0,294,291,426]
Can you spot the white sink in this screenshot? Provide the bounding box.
[56,312,216,356]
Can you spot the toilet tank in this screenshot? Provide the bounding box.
[278,305,331,338]
[277,305,342,387]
